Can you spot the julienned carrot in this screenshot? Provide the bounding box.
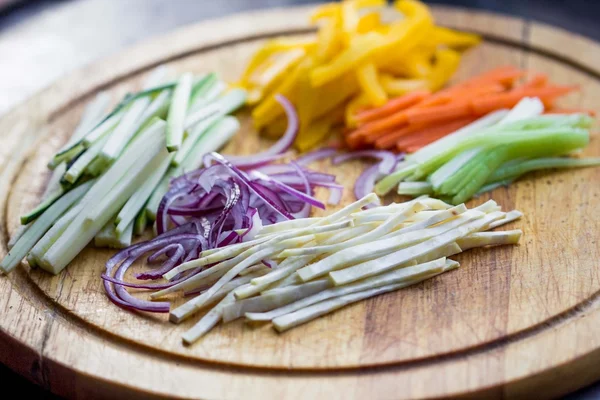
[373,123,428,149]
[471,85,579,115]
[405,101,471,124]
[418,83,505,107]
[356,90,430,123]
[516,74,548,90]
[349,112,409,141]
[395,117,476,151]
[456,65,525,88]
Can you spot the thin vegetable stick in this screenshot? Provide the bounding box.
[329,211,503,286]
[487,210,523,229]
[246,258,446,322]
[182,291,236,344]
[516,74,548,90]
[356,90,430,123]
[405,101,472,125]
[272,260,459,332]
[371,122,426,148]
[457,230,522,250]
[394,117,476,152]
[471,86,579,115]
[356,63,388,106]
[547,108,596,117]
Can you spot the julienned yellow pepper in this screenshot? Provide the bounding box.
[356,63,388,106]
[427,48,461,91]
[242,0,480,150]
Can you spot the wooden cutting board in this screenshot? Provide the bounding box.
[1,5,600,399]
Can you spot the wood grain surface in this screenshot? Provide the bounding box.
[1,5,600,399]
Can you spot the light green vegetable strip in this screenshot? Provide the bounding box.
[8,224,30,250]
[20,163,68,224]
[246,258,447,322]
[428,148,481,191]
[145,167,180,221]
[0,181,93,273]
[487,157,600,183]
[81,110,125,147]
[374,164,418,196]
[38,121,167,274]
[134,207,148,236]
[94,218,133,248]
[63,129,112,184]
[48,144,85,169]
[397,182,433,196]
[115,152,174,236]
[475,179,514,196]
[166,72,193,151]
[272,261,459,332]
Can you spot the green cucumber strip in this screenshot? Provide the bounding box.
[48,144,85,169]
[487,157,600,183]
[145,167,179,221]
[56,92,110,156]
[21,161,69,224]
[81,110,125,147]
[173,115,221,167]
[189,73,217,107]
[8,223,30,250]
[138,90,171,128]
[115,152,173,236]
[95,217,133,249]
[134,207,148,236]
[20,190,64,225]
[166,72,194,151]
[180,116,241,171]
[64,128,112,184]
[85,156,110,177]
[40,130,166,275]
[0,181,93,274]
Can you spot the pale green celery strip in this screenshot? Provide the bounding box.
[179,116,240,171]
[397,182,433,196]
[0,181,93,273]
[475,179,515,196]
[166,72,194,151]
[134,207,148,236]
[374,164,418,196]
[115,152,173,236]
[486,157,600,183]
[428,148,482,191]
[40,134,166,275]
[63,128,112,184]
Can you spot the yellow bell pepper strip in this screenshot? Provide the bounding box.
[345,93,371,127]
[427,48,461,91]
[356,63,388,106]
[252,58,311,129]
[379,74,429,96]
[246,48,306,105]
[310,3,340,23]
[428,26,481,49]
[296,107,345,152]
[315,9,343,63]
[310,72,359,122]
[357,12,382,33]
[341,1,360,45]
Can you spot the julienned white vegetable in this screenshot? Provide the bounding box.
[3,65,247,276]
[167,194,522,344]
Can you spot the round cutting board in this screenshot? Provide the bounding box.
[1,5,600,399]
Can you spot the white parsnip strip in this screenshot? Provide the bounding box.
[457,230,522,250]
[246,258,447,322]
[222,279,331,323]
[281,202,426,257]
[257,217,321,236]
[182,291,237,345]
[329,212,503,286]
[296,209,483,282]
[272,260,459,332]
[487,210,523,229]
[309,193,379,226]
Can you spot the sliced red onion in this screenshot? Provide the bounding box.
[332,150,397,174]
[296,147,338,165]
[353,163,380,204]
[225,94,298,166]
[290,161,311,218]
[251,170,325,209]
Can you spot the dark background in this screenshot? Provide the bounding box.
[1,0,599,398]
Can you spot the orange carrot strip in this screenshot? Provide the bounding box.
[515,74,548,90]
[373,123,428,149]
[471,85,579,115]
[456,65,525,88]
[395,117,475,151]
[417,83,505,108]
[405,101,472,125]
[356,90,430,123]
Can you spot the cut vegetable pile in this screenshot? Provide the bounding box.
[346,66,584,150]
[1,67,247,274]
[374,97,600,204]
[239,0,480,150]
[101,194,522,343]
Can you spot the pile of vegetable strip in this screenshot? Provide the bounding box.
[374,97,600,204]
[346,66,587,150]
[239,0,480,150]
[103,192,522,344]
[1,67,247,274]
